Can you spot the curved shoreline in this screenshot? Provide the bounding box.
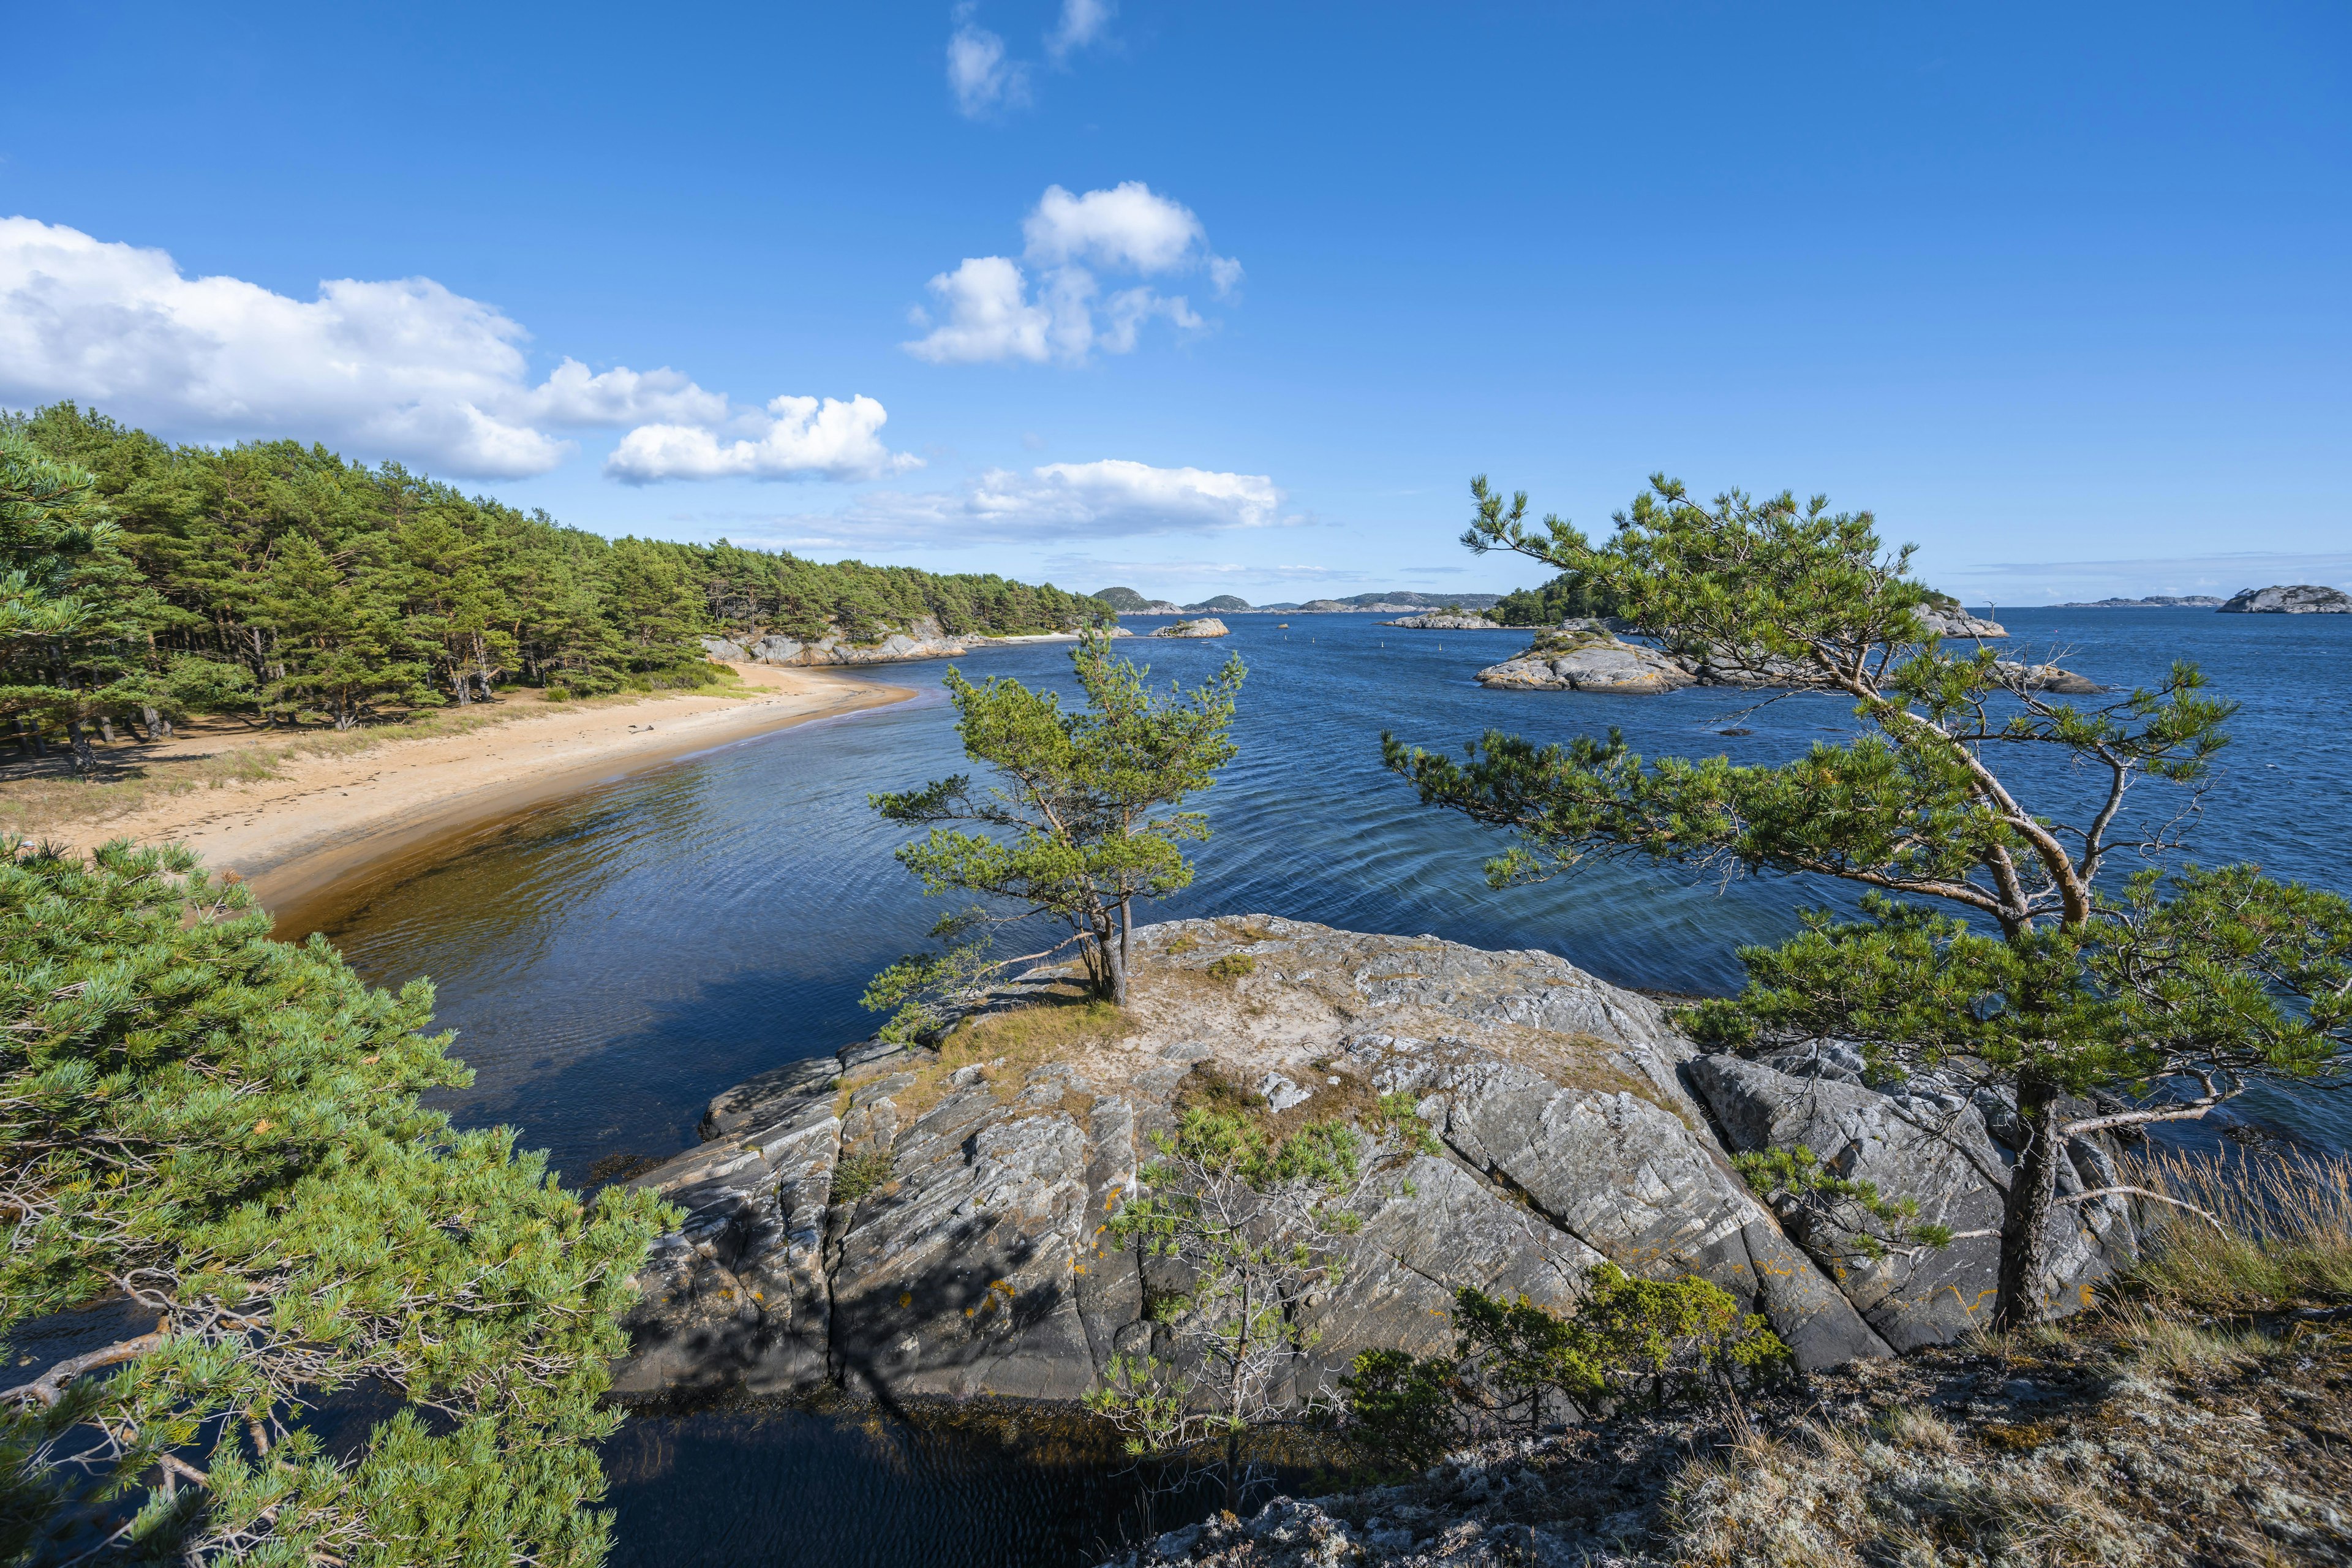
[252,671,916,938]
[33,666,917,940]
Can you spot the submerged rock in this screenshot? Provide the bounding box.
[614,919,2137,1406]
[2218,583,2351,614]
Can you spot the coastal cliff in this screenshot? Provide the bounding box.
[611,919,2138,1407]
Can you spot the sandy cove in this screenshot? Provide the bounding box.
[37,664,913,933]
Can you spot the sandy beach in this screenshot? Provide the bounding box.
[23,664,914,929]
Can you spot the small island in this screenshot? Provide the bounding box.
[2218,584,2351,614]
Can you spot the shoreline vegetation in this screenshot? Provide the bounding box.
[1,400,1104,765]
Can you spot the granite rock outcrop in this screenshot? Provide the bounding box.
[698,619,1126,669]
[613,919,2139,1407]
[1383,614,1512,631]
[2218,584,2351,614]
[1153,618,1232,638]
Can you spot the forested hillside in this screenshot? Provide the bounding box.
[2,404,1104,763]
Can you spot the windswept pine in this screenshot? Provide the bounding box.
[1390,473,2352,1329]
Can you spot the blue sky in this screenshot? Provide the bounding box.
[3,1,2345,605]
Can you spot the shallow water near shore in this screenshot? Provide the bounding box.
[307,607,2352,1566]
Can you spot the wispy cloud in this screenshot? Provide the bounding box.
[946,5,1030,118]
[710,458,1295,550]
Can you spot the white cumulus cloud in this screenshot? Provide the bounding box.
[606,395,923,485]
[903,183,1237,366]
[0,215,910,483]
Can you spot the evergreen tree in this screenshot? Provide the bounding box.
[0,838,667,1562]
[1389,474,2352,1328]
[0,435,159,770]
[866,630,1245,1022]
[0,402,1111,744]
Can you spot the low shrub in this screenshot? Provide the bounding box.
[830,1147,894,1207]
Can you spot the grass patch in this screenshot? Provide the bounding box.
[883,992,1133,1124]
[1206,953,1256,981]
[2122,1150,2352,1314]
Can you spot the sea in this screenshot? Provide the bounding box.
[304,606,2352,1567]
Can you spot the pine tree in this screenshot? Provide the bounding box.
[867,629,1245,1023]
[0,434,159,770]
[1389,474,2352,1328]
[0,839,668,1562]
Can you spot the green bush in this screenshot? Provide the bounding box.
[0,839,666,1563]
[1338,1349,1461,1473]
[1339,1266,1792,1463]
[830,1147,895,1207]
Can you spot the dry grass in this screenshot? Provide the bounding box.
[2122,1150,2352,1313]
[882,992,1133,1123]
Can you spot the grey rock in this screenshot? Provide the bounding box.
[747,634,805,664]
[1384,614,1509,630]
[616,919,2144,1405]
[612,1055,842,1399]
[1476,632,1696,694]
[827,1069,1103,1400]
[1992,660,2105,695]
[1687,1054,2138,1348]
[1154,617,1231,638]
[2218,583,2351,614]
[1918,606,2008,638]
[698,635,748,661]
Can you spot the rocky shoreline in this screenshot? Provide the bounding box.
[612,919,2139,1409]
[1474,624,2102,696]
[699,617,1128,669]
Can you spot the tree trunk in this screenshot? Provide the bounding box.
[1992,1071,2064,1331]
[1118,893,1134,1006]
[1101,920,1125,1005]
[141,704,170,741]
[64,720,99,777]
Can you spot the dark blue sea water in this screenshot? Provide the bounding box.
[303,605,2352,1566]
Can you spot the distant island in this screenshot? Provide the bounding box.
[1091,586,1505,616]
[2049,595,2226,609]
[2217,584,2351,614]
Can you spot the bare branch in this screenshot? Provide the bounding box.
[0,1331,166,1408]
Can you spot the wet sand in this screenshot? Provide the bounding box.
[39,665,913,933]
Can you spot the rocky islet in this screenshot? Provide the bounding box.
[613,919,2139,1409]
[2218,584,2352,614]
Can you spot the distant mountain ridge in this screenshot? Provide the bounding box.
[1090,587,1506,616]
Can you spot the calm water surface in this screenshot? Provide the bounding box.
[309,607,2352,1567]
